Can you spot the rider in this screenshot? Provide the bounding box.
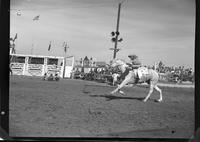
[128,54,150,83]
[128,54,141,69]
[137,67,149,83]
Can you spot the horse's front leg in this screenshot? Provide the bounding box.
[110,85,120,94]
[110,78,130,95]
[112,78,115,86]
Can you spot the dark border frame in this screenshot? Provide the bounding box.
[0,0,199,141]
[194,0,200,133]
[0,0,9,134]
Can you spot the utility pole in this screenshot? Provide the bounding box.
[110,2,123,59]
[113,2,121,59]
[62,42,69,78]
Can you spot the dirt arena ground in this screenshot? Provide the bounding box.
[9,75,194,138]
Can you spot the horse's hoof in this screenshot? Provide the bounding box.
[154,99,162,102]
[119,90,125,95]
[143,99,147,102]
[110,92,115,95]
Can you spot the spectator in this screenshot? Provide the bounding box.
[48,74,54,81]
[55,73,59,81]
[43,73,47,80]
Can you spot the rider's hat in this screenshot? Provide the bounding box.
[128,54,138,60]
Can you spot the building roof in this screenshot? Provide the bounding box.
[95,61,107,67]
[9,53,70,59]
[84,56,89,61]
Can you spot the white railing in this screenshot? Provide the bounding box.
[10,54,74,78]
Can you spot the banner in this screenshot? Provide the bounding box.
[10,63,24,75]
[28,64,43,76]
[47,65,62,76]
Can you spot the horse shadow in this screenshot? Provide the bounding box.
[89,94,145,101]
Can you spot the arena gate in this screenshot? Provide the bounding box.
[10,54,74,78]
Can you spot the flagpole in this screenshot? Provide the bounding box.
[63,45,66,78]
[31,43,33,55]
[48,41,51,56]
[63,49,67,78]
[14,33,17,54]
[62,51,66,78]
[10,38,14,64]
[10,33,17,54]
[31,15,40,55]
[32,19,36,55]
[10,33,18,65]
[62,42,69,78]
[62,42,65,57]
[31,29,34,55]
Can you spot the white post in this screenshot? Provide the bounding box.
[63,53,66,78]
[154,62,157,70]
[24,56,29,76]
[22,64,26,75]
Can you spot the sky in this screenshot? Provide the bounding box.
[10,0,195,68]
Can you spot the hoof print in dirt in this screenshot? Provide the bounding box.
[83,91,90,94]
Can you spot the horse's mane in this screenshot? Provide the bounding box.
[112,58,126,65]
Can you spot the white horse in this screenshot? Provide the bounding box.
[110,59,162,102]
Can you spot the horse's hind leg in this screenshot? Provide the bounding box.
[154,85,162,102]
[143,84,154,102]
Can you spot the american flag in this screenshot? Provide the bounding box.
[48,41,51,51]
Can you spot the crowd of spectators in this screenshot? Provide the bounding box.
[72,61,194,84]
[155,64,194,83]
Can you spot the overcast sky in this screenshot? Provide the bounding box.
[10,0,195,68]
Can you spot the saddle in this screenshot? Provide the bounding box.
[136,67,150,83]
[117,66,151,84]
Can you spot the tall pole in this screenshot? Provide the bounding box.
[113,3,121,59]
[63,51,66,78]
[63,43,69,78]
[63,48,66,79]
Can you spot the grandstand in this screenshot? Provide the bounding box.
[10,53,74,78]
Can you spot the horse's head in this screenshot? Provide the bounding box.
[110,59,128,73]
[110,59,125,67]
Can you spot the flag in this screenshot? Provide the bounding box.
[33,15,40,21]
[64,43,68,53]
[64,45,67,53]
[48,41,51,51]
[13,33,17,41]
